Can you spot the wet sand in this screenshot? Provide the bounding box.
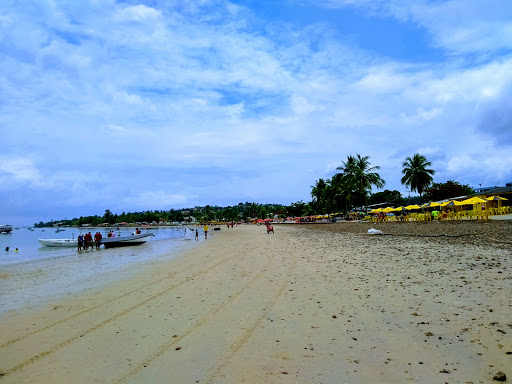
[0,222,510,383]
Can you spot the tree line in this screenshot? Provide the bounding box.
[34,203,289,227]
[34,153,474,227]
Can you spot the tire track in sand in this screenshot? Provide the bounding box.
[0,253,241,378]
[0,272,178,349]
[114,250,282,383]
[204,250,297,384]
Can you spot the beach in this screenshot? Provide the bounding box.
[0,222,510,383]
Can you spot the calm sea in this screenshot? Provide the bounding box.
[0,226,203,313]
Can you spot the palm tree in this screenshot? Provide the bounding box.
[401,153,435,203]
[311,178,327,212]
[336,154,385,211]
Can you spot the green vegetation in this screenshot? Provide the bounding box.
[423,180,474,202]
[401,153,435,203]
[34,203,289,227]
[368,189,406,207]
[310,154,385,214]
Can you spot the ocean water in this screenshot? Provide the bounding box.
[0,227,203,313]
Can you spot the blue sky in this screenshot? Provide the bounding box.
[1,0,512,225]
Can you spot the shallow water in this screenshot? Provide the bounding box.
[0,227,203,313]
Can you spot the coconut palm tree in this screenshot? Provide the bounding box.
[311,178,327,212]
[401,153,435,203]
[336,154,385,211]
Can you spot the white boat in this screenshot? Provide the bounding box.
[38,233,153,248]
[1,224,13,234]
[38,238,77,247]
[100,233,154,248]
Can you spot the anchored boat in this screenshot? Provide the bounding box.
[38,233,153,248]
[100,233,153,248]
[1,225,13,234]
[38,238,77,247]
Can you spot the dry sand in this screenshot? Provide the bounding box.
[0,222,510,383]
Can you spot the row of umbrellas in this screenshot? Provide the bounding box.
[369,195,508,214]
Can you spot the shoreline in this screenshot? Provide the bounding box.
[0,223,510,383]
[0,230,206,314]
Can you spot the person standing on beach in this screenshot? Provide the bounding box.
[94,232,102,250]
[195,229,198,241]
[84,232,92,250]
[78,234,84,252]
[203,224,208,239]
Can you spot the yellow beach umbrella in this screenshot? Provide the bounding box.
[485,195,508,201]
[370,208,383,213]
[460,196,488,204]
[382,207,395,213]
[440,200,463,207]
[392,206,408,212]
[421,201,441,208]
[405,204,421,210]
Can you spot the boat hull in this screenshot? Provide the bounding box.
[38,239,77,247]
[100,233,153,248]
[0,225,13,234]
[38,234,153,248]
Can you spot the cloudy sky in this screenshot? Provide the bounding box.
[1,0,512,225]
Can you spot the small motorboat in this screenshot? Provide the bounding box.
[38,238,77,247]
[0,225,13,234]
[39,234,153,248]
[100,233,154,248]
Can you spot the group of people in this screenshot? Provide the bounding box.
[187,225,208,240]
[77,232,102,251]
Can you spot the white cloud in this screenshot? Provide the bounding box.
[0,157,41,185]
[113,4,162,22]
[1,0,512,224]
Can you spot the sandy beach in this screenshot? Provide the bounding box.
[0,222,510,383]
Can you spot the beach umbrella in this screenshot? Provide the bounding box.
[484,195,508,201]
[405,204,421,210]
[421,202,441,208]
[440,200,463,207]
[460,196,488,205]
[392,206,408,212]
[382,207,395,213]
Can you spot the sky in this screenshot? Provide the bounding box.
[1,0,512,225]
